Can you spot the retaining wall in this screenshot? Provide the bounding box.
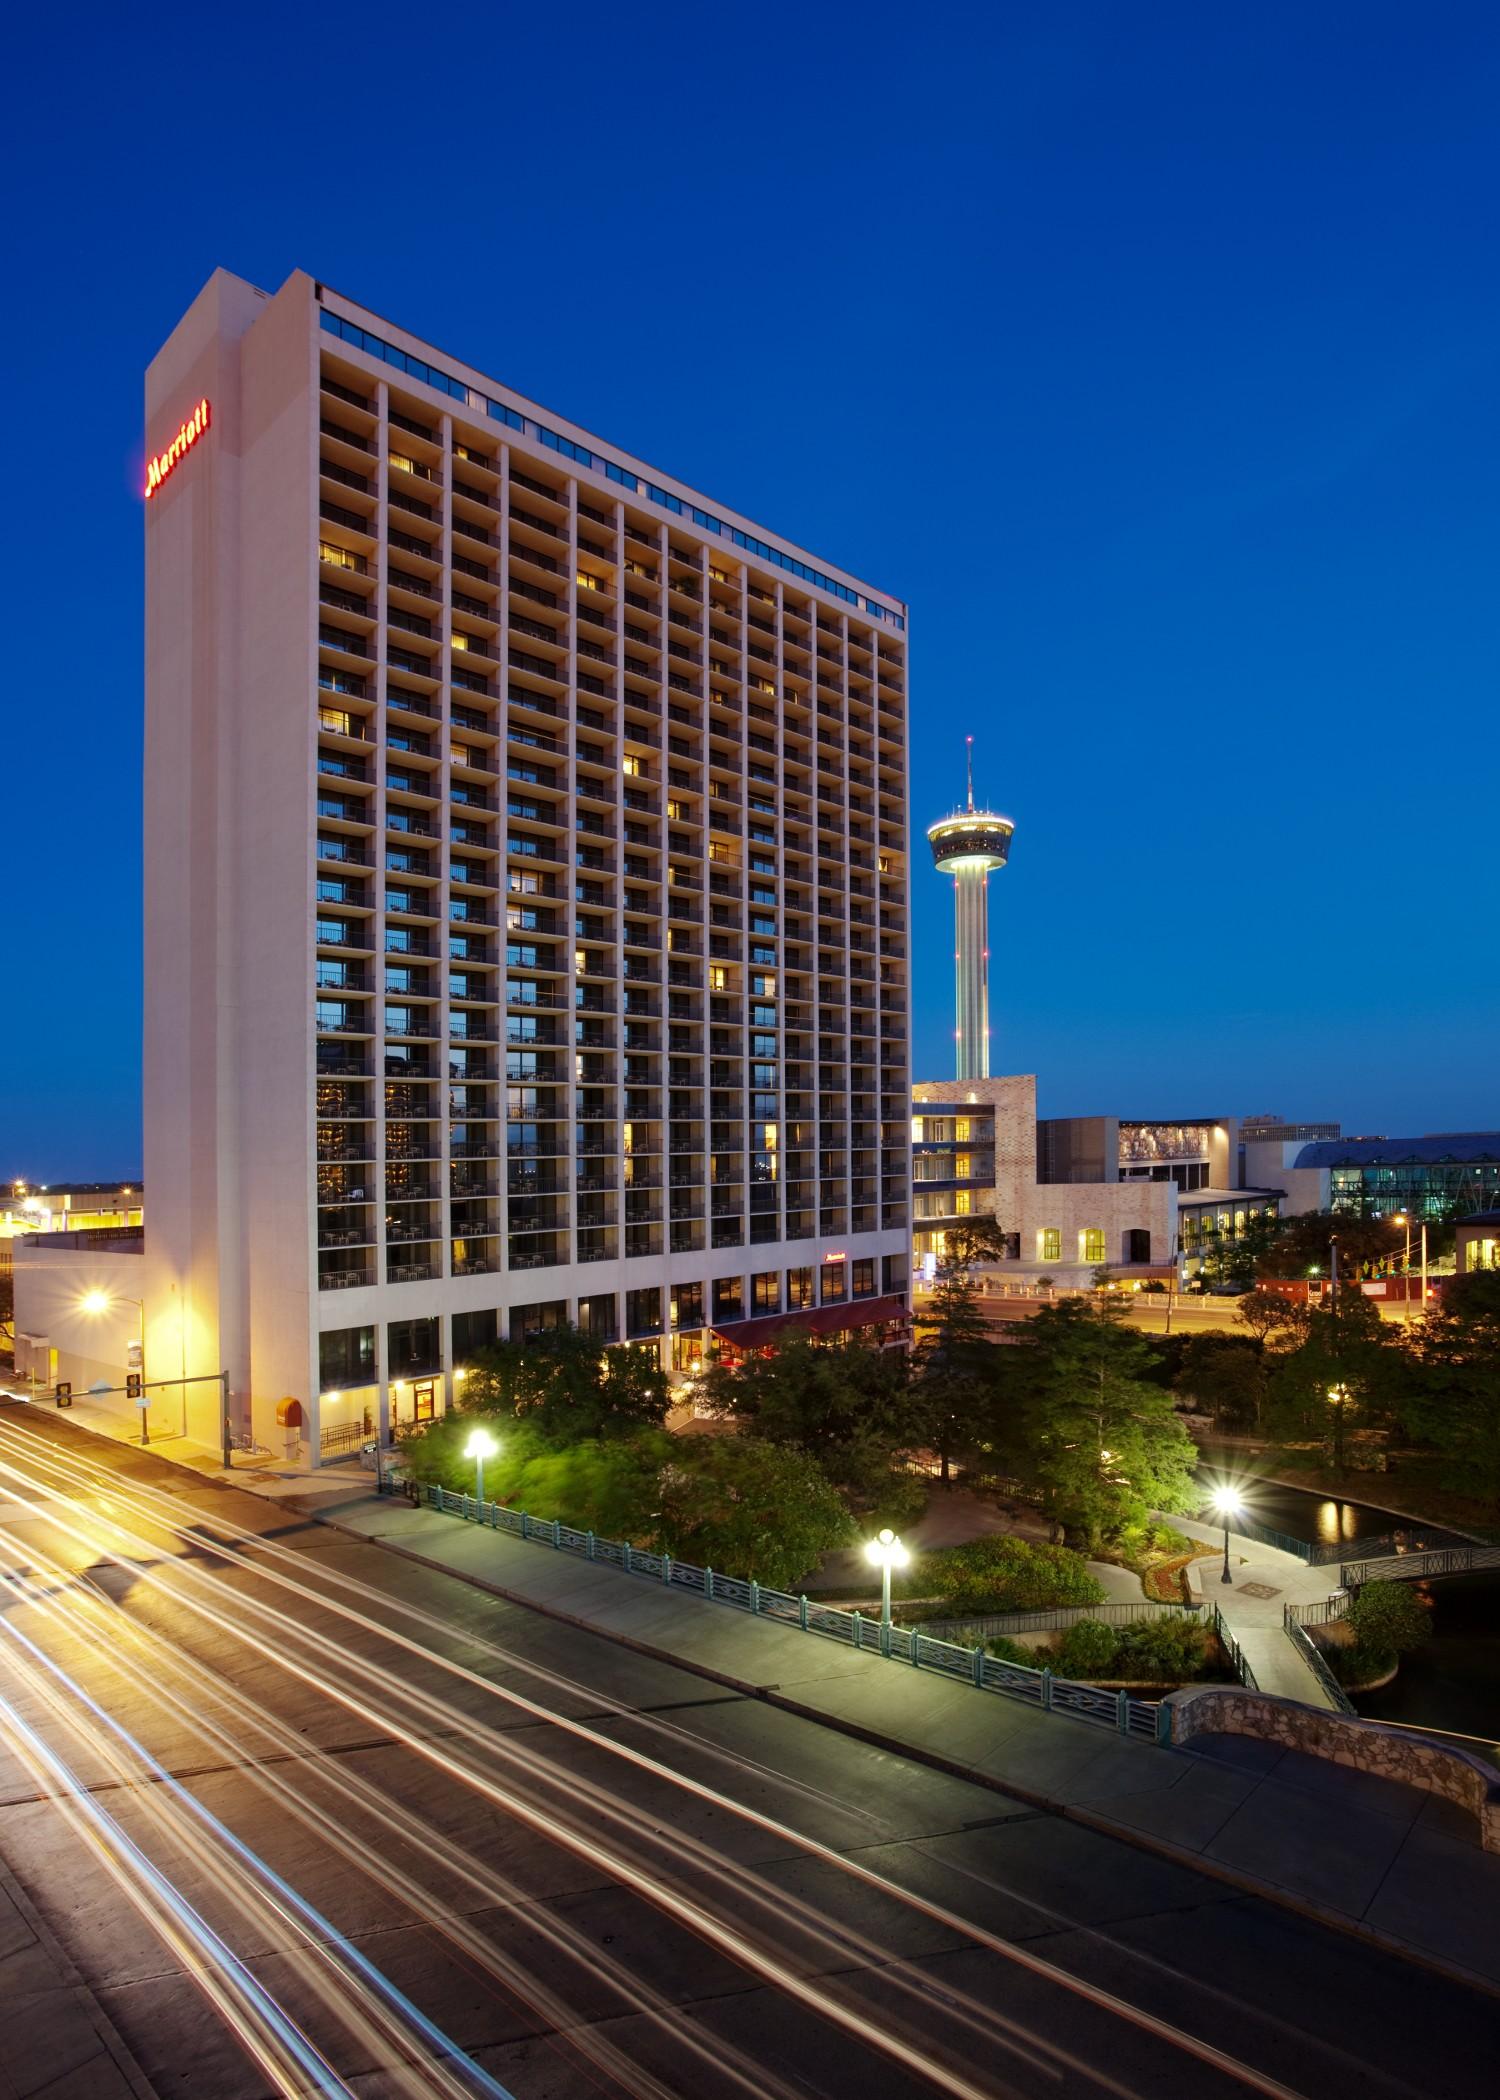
[1166,1685,1500,1851]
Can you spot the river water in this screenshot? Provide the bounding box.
[1196,1458,1500,1751]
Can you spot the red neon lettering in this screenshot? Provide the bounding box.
[145,397,211,499]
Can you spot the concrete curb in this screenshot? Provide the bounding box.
[308,1503,1500,2005]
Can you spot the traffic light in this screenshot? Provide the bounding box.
[126,1373,144,1401]
[54,1382,72,1408]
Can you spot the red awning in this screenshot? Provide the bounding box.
[710,1293,909,1352]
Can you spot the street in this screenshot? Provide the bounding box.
[0,1406,1493,2100]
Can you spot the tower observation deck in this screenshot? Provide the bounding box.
[927,741,1013,1080]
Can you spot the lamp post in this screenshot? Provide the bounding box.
[1390,1212,1429,1327]
[1326,1382,1350,1472]
[79,1289,147,1443]
[864,1526,910,1631]
[464,1427,499,1512]
[1209,1486,1243,1585]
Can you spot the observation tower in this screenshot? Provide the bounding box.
[927,741,1014,1080]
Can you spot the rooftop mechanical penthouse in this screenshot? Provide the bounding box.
[144,269,912,1461]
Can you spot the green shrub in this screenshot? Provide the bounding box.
[1348,1581,1430,1658]
[902,1536,1105,1614]
[1116,1518,1196,1568]
[1115,1616,1211,1681]
[984,1635,1035,1666]
[1333,1641,1397,1686]
[1051,1619,1120,1676]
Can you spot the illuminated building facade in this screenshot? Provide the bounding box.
[143,269,911,1459]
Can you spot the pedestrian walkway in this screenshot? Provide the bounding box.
[0,1847,156,2098]
[1174,1514,1346,1705]
[261,1475,1500,1996]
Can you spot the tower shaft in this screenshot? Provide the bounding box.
[952,866,991,1080]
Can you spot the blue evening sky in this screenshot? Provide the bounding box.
[4,2,1496,1177]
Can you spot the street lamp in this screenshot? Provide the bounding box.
[864,1526,910,1631]
[78,1289,147,1444]
[1326,1382,1351,1471]
[1209,1486,1243,1585]
[1390,1213,1429,1327]
[464,1426,499,1510]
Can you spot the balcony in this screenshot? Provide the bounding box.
[388,1260,439,1284]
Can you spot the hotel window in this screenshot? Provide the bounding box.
[821,1260,847,1305]
[1037,1228,1061,1263]
[319,1326,374,1391]
[954,1118,971,1143]
[1081,1228,1106,1265]
[955,1154,972,1181]
[712,1276,743,1324]
[852,1258,876,1299]
[670,1280,704,1330]
[953,1191,971,1215]
[787,1266,814,1308]
[626,1287,662,1337]
[751,1271,780,1313]
[622,754,642,777]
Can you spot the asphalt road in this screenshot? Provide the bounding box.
[0,1407,1492,2100]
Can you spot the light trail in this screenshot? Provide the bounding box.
[0,1604,514,2100]
[0,1459,1125,2100]
[0,1423,1330,2100]
[0,1534,808,2100]
[0,1428,1320,2100]
[0,1681,358,2100]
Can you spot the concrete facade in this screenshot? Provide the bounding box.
[12,1241,149,1412]
[912,1075,1176,1287]
[142,268,912,1461]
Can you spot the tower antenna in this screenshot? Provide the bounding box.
[966,736,974,814]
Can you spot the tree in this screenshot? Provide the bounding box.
[1174,1336,1267,1433]
[912,1259,1002,1482]
[400,1418,851,1589]
[695,1335,917,1500]
[1196,1211,1284,1292]
[652,1436,853,1588]
[1009,1300,1198,1551]
[1263,1293,1399,1468]
[1236,1289,1303,1348]
[458,1325,670,1444]
[942,1214,1011,1270]
[1404,1270,1500,1511]
[1256,1212,1405,1281]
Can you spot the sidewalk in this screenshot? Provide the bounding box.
[1174,1514,1344,1705]
[0,1842,157,2098]
[274,1474,1500,1996]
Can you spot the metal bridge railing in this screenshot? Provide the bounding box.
[1282,1604,1357,1714]
[1205,1509,1473,1571]
[1287,1593,1350,1628]
[398,1478,1171,1746]
[1211,1603,1259,1691]
[1341,1543,1500,1589]
[922,1600,1202,1640]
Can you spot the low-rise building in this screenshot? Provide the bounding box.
[912,1079,1283,1289]
[1455,1211,1500,1276]
[1284,1134,1500,1220]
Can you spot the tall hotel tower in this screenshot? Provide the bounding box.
[926,745,1013,1080]
[145,270,911,1457]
